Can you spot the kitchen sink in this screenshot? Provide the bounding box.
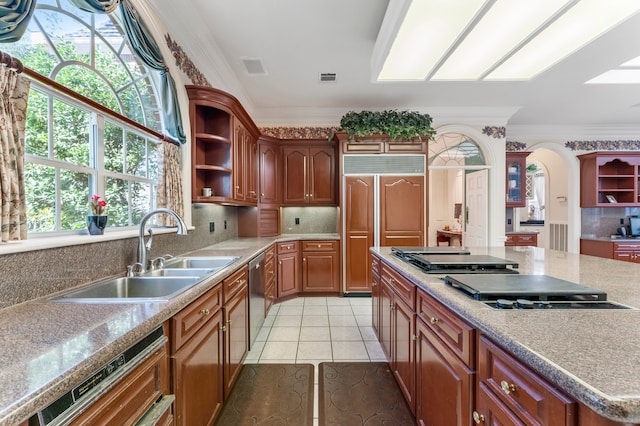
[48,276,203,303]
[144,268,213,277]
[164,256,239,270]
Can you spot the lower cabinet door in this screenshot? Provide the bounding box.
[475,382,526,426]
[379,281,393,361]
[224,286,249,398]
[415,318,474,426]
[172,310,224,426]
[393,298,416,414]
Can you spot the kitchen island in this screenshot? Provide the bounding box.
[372,245,640,423]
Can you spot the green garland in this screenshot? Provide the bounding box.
[340,109,436,141]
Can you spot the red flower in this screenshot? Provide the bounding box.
[89,195,107,216]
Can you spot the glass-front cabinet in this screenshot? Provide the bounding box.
[506,152,530,207]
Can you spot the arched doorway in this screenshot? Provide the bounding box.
[428,132,489,247]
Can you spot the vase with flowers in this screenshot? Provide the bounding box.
[87,194,108,235]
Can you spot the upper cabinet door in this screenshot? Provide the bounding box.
[282,146,308,204]
[309,147,335,204]
[506,152,530,208]
[379,175,424,247]
[259,141,280,204]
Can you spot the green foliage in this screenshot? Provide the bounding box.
[340,110,436,141]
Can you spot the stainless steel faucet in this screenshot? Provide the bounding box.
[137,208,188,272]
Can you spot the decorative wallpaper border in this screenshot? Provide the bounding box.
[165,34,211,87]
[260,126,339,140]
[505,141,527,152]
[482,126,506,139]
[565,140,640,151]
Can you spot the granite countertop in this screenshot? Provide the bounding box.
[371,246,640,422]
[581,235,640,243]
[505,230,539,234]
[0,233,338,426]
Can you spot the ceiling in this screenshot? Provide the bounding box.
[147,0,640,132]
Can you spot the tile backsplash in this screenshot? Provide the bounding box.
[581,207,640,237]
[282,207,339,234]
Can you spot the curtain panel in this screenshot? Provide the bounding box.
[156,140,184,226]
[0,0,36,43]
[0,66,30,242]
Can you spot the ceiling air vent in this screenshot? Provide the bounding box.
[242,58,267,75]
[319,72,337,82]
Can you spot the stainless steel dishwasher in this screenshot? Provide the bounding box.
[248,252,265,348]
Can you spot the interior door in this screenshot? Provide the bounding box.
[379,175,424,247]
[465,169,488,247]
[344,176,375,292]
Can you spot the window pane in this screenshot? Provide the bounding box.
[52,99,90,166]
[57,65,121,112]
[148,141,159,180]
[60,169,90,230]
[126,132,147,177]
[25,89,49,157]
[104,121,124,173]
[26,163,56,232]
[105,177,129,226]
[131,181,152,224]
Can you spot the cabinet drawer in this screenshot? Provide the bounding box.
[172,285,222,352]
[223,265,249,303]
[613,242,640,251]
[372,255,381,276]
[265,255,276,285]
[302,240,338,251]
[478,335,576,425]
[381,263,415,309]
[264,244,276,262]
[277,241,299,254]
[417,288,474,367]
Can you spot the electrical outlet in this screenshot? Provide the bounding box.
[209,222,215,232]
[621,218,625,225]
[224,219,227,229]
[507,218,512,225]
[295,217,300,225]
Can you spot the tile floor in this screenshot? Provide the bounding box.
[244,296,387,425]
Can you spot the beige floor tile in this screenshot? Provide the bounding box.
[274,315,302,327]
[297,341,333,360]
[349,297,372,306]
[326,297,350,306]
[359,325,378,341]
[352,305,372,316]
[268,326,301,341]
[280,298,304,306]
[302,315,330,327]
[328,305,354,316]
[261,341,299,359]
[330,326,362,341]
[332,341,369,360]
[329,315,358,327]
[304,297,328,306]
[355,315,372,327]
[255,326,271,342]
[304,305,328,316]
[278,305,304,316]
[258,358,296,364]
[245,340,265,361]
[300,326,331,341]
[364,340,387,361]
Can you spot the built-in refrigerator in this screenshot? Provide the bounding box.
[342,154,427,293]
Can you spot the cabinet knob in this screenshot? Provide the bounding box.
[261,192,265,197]
[472,411,485,424]
[430,317,439,324]
[500,380,516,394]
[200,308,210,316]
[412,334,417,341]
[221,324,227,332]
[318,244,321,248]
[227,319,232,325]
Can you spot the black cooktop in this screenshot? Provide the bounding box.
[444,274,607,301]
[409,254,519,274]
[391,246,470,258]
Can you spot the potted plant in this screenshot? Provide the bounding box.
[339,109,436,141]
[87,194,108,235]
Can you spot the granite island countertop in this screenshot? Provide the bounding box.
[0,233,338,426]
[371,245,640,422]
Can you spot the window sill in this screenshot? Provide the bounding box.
[0,226,195,256]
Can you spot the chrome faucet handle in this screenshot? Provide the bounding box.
[161,254,174,260]
[150,257,165,271]
[127,262,144,277]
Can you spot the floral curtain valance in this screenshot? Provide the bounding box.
[0,0,36,43]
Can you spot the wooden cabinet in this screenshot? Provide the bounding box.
[505,232,538,247]
[282,143,336,205]
[222,266,249,398]
[475,334,576,425]
[506,152,530,207]
[579,152,640,207]
[379,175,425,247]
[277,241,301,298]
[68,341,171,426]
[232,119,258,204]
[415,288,475,426]
[380,262,416,413]
[258,136,280,205]
[301,240,340,292]
[186,86,260,206]
[264,245,276,314]
[171,285,224,426]
[613,242,640,263]
[344,176,375,292]
[371,255,381,338]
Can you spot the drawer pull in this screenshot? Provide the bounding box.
[318,244,321,248]
[501,380,516,394]
[472,411,485,423]
[200,308,210,315]
[430,317,439,324]
[221,324,227,332]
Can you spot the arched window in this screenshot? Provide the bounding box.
[429,133,485,167]
[4,0,162,234]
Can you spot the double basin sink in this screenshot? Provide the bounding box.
[49,256,240,303]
